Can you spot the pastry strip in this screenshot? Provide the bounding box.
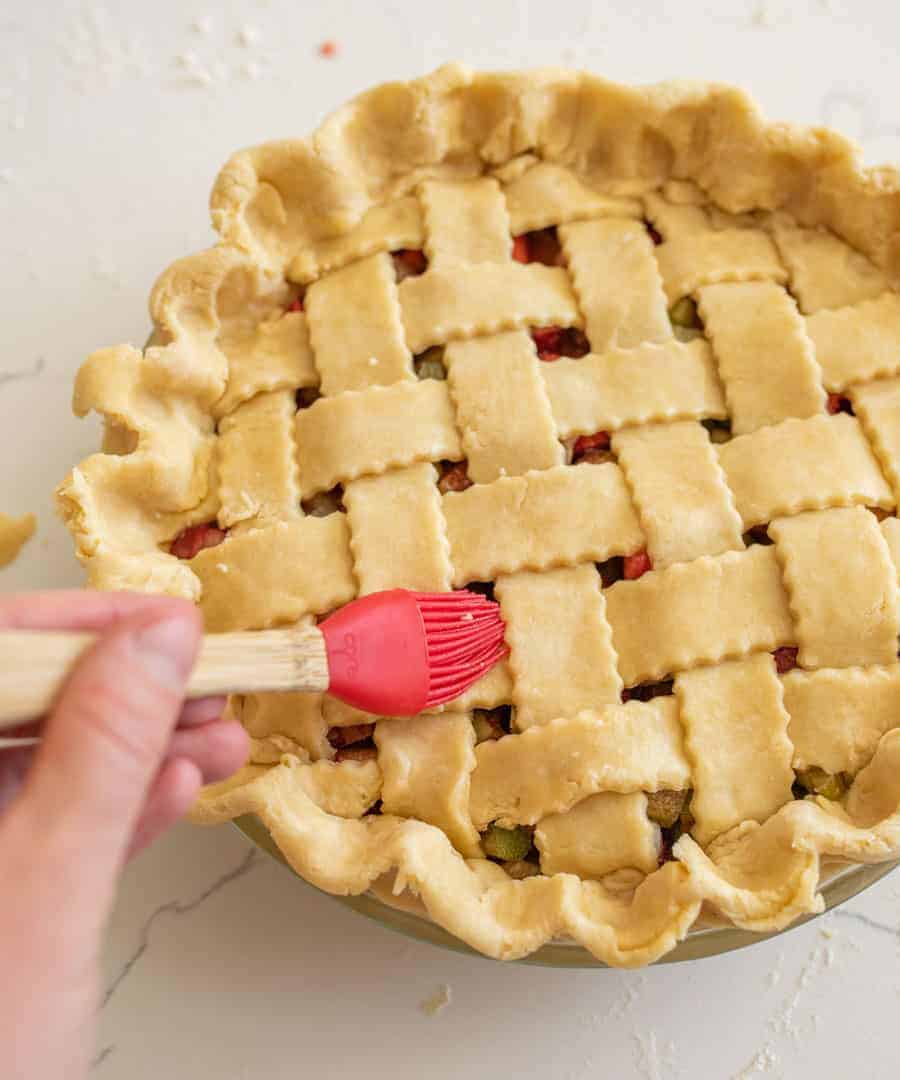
[305,253,413,395]
[376,713,480,857]
[496,565,622,729]
[502,161,641,234]
[675,655,794,846]
[469,701,690,828]
[717,414,893,528]
[605,546,793,686]
[558,218,670,351]
[643,195,786,303]
[770,222,888,315]
[698,282,826,434]
[296,380,462,497]
[237,690,332,762]
[770,507,899,668]
[806,294,900,391]
[344,463,453,594]
[420,178,511,265]
[443,463,644,585]
[444,331,562,483]
[542,339,727,439]
[399,263,579,353]
[192,517,356,630]
[783,663,900,774]
[881,516,900,577]
[535,792,661,878]
[849,376,900,505]
[217,390,301,531]
[612,420,744,568]
[216,312,317,418]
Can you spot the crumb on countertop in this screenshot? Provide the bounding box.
[420,984,451,1017]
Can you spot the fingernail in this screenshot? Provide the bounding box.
[132,615,196,691]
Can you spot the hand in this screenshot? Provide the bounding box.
[0,591,249,1080]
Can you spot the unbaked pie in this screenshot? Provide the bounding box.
[58,66,900,966]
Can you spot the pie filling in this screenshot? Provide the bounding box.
[169,522,227,559]
[63,69,900,967]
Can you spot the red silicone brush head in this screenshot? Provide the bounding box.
[319,589,508,716]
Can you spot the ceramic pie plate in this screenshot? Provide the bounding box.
[233,815,897,966]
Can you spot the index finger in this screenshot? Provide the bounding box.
[0,590,196,632]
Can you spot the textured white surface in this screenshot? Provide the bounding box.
[2,1,900,1077]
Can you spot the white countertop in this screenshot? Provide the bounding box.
[2,2,899,1076]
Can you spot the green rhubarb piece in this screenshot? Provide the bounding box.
[669,296,700,329]
[796,767,847,801]
[414,347,447,380]
[482,823,532,861]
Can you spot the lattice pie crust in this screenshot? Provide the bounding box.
[58,67,900,966]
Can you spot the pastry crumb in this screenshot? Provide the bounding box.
[420,984,451,1017]
[237,24,261,47]
[459,611,474,622]
[192,15,212,35]
[0,512,35,568]
[751,0,779,26]
[318,40,338,58]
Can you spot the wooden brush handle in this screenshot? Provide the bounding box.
[0,626,329,729]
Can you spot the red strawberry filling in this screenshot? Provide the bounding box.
[571,431,611,465]
[772,646,799,674]
[286,296,304,313]
[511,228,564,267]
[327,723,376,749]
[827,393,854,415]
[437,460,472,494]
[645,221,663,246]
[328,723,377,763]
[170,522,227,560]
[392,249,428,281]
[531,325,591,362]
[623,549,652,580]
[511,235,530,264]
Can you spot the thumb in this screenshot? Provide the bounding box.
[21,601,201,885]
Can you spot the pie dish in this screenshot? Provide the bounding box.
[57,65,900,967]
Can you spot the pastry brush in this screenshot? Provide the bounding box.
[0,588,507,730]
